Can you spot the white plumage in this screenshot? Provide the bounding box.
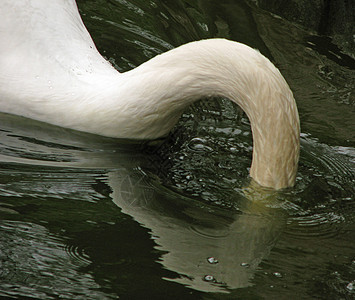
[0,0,300,189]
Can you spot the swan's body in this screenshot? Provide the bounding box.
[0,0,300,189]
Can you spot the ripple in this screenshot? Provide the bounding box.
[300,138,355,193]
[189,221,231,239]
[0,112,145,170]
[187,137,214,153]
[287,138,355,240]
[64,244,92,266]
[285,212,345,239]
[0,221,109,299]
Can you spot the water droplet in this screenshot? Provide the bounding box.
[188,137,213,152]
[273,272,282,278]
[346,281,354,291]
[240,262,250,268]
[232,129,242,135]
[207,257,218,264]
[203,275,215,282]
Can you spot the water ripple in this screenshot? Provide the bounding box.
[285,212,345,239]
[0,221,113,299]
[64,244,92,266]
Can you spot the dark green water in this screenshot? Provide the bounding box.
[0,0,354,299]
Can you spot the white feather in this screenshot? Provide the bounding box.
[0,0,300,189]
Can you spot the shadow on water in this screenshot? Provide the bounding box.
[0,0,354,299]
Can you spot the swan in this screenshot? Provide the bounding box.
[0,0,300,189]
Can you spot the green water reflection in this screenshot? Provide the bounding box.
[0,0,354,299]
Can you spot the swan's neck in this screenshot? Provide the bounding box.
[2,34,299,189]
[0,2,298,189]
[114,39,299,189]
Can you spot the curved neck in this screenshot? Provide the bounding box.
[116,39,299,189]
[0,3,299,189]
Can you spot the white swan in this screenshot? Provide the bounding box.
[0,0,300,189]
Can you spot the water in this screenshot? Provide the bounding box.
[1,0,354,299]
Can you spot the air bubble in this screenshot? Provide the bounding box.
[203,275,215,282]
[207,257,218,264]
[346,281,354,291]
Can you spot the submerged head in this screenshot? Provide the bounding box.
[123,39,300,189]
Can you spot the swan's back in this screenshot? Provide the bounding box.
[0,0,118,108]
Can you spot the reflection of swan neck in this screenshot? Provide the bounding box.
[122,39,300,188]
